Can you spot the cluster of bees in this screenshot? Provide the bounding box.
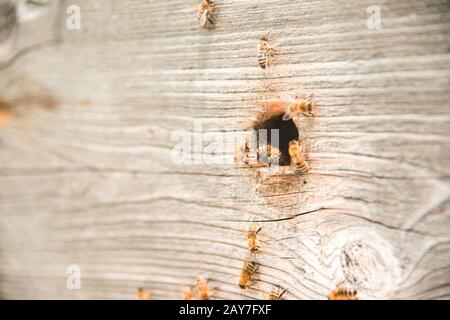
[136,249,356,301]
[137,1,357,302]
[182,275,212,300]
[197,2,275,71]
[198,1,278,70]
[135,0,358,302]
[136,226,287,300]
[240,34,316,172]
[176,226,286,300]
[198,2,315,174]
[136,278,356,300]
[234,95,315,173]
[284,93,315,175]
[239,226,287,300]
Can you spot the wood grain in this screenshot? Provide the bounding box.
[0,0,449,299]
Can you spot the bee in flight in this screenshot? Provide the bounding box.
[246,225,262,254]
[239,255,259,289]
[267,286,287,300]
[198,0,214,28]
[196,275,212,300]
[288,140,309,174]
[136,287,151,300]
[327,283,358,300]
[257,33,276,69]
[282,94,315,121]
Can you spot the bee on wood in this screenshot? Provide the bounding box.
[288,140,309,174]
[136,287,151,300]
[282,94,315,121]
[196,275,212,300]
[183,286,193,300]
[257,33,276,69]
[239,255,259,289]
[246,225,262,254]
[234,138,260,167]
[198,0,214,28]
[257,144,282,168]
[198,0,213,17]
[268,286,287,300]
[327,283,358,300]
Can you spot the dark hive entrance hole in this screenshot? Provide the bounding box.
[253,114,299,166]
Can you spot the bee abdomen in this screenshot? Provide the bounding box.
[293,159,309,174]
[299,161,309,173]
[257,52,268,69]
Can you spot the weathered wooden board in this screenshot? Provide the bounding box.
[0,0,449,299]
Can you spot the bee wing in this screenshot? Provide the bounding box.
[279,288,288,299]
[200,10,208,27]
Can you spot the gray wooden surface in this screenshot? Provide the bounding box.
[0,0,449,299]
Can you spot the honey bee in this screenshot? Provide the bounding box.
[257,144,282,168]
[196,275,212,300]
[282,94,315,121]
[198,0,214,28]
[288,140,309,174]
[136,287,151,300]
[234,138,260,166]
[327,283,358,300]
[257,33,276,69]
[268,286,287,300]
[183,286,193,300]
[246,225,262,254]
[239,255,259,289]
